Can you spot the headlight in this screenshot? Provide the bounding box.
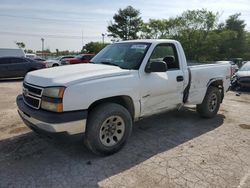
[41,87,65,112]
[43,87,65,98]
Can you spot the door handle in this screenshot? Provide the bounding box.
[176,76,184,82]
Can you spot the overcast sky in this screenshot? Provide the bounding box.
[0,0,249,52]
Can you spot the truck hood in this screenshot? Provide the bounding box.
[25,64,131,87]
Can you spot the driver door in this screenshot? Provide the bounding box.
[140,43,185,117]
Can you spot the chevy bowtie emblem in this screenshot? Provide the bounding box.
[23,88,29,97]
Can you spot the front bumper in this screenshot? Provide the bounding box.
[237,79,250,88]
[16,95,87,135]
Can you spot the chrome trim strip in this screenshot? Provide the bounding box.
[23,82,44,97]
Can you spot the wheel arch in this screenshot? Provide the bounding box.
[52,63,59,67]
[88,95,135,119]
[206,78,224,103]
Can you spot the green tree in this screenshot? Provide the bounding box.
[108,6,143,40]
[81,42,109,54]
[175,9,218,60]
[225,13,246,35]
[141,19,169,39]
[15,42,25,48]
[243,32,250,59]
[223,13,247,58]
[141,9,219,60]
[56,49,59,56]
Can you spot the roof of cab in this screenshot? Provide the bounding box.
[115,39,178,44]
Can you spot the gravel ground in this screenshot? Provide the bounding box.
[0,80,250,188]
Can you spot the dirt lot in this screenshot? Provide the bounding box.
[0,80,250,188]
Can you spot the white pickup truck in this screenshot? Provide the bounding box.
[17,39,232,155]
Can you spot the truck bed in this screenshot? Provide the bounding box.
[187,61,231,105]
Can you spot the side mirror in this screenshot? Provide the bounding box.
[145,61,167,73]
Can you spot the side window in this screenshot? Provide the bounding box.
[149,43,179,70]
[0,58,10,64]
[10,58,27,64]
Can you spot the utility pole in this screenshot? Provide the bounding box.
[41,38,44,58]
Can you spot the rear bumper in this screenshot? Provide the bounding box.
[16,95,87,135]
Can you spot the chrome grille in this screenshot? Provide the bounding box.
[23,82,43,109]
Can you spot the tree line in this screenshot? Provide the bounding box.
[103,6,250,61]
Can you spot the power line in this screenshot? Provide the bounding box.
[0,14,105,23]
[0,31,99,39]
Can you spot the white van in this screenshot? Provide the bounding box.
[0,48,25,57]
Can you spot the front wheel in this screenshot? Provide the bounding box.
[197,86,221,118]
[85,103,133,155]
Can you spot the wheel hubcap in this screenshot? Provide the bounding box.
[208,93,218,112]
[99,115,125,147]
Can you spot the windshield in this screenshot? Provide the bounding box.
[91,42,151,70]
[75,55,82,59]
[239,62,250,71]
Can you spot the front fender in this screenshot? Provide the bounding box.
[62,72,140,115]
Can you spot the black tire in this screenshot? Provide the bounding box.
[85,103,133,155]
[196,86,221,118]
[52,64,59,67]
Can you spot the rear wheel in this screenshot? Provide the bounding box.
[85,103,132,155]
[52,64,59,67]
[197,86,221,118]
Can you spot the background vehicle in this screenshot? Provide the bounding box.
[0,48,25,57]
[25,53,37,59]
[0,56,45,79]
[233,61,250,89]
[229,58,244,68]
[61,54,95,65]
[34,57,46,62]
[17,39,231,155]
[43,55,75,67]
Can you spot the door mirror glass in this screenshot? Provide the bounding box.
[145,61,167,73]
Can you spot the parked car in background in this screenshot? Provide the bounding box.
[34,57,46,62]
[61,54,95,65]
[25,53,37,59]
[43,55,75,67]
[0,56,45,79]
[233,61,250,89]
[0,48,25,57]
[229,58,244,68]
